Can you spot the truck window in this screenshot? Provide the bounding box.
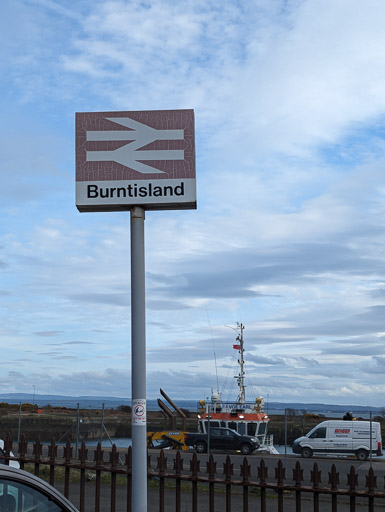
[203,421,220,431]
[238,423,246,435]
[309,427,327,439]
[228,422,237,431]
[259,422,267,434]
[247,423,257,436]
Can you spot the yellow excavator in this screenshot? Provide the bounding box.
[146,389,190,450]
[147,431,189,450]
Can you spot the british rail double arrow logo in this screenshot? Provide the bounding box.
[86,117,185,174]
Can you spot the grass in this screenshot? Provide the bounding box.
[22,464,127,485]
[21,464,267,497]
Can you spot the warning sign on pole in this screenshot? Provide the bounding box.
[132,399,146,426]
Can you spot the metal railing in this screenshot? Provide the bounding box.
[2,433,385,511]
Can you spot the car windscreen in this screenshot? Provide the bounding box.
[0,478,67,511]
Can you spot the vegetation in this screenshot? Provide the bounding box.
[117,405,131,413]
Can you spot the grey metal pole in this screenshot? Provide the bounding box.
[369,411,373,467]
[207,398,211,459]
[76,403,80,453]
[17,402,21,444]
[285,409,287,469]
[130,206,147,512]
[100,403,105,444]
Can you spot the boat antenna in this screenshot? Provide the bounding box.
[235,322,246,404]
[206,308,219,392]
[226,322,246,404]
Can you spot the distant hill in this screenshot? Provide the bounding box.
[0,393,131,409]
[0,393,127,402]
[267,401,384,415]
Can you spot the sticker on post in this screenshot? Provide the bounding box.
[132,399,146,426]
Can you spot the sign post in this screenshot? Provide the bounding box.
[76,109,196,512]
[130,206,147,511]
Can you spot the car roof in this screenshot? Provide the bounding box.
[0,465,79,511]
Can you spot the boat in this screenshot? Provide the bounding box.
[197,323,278,454]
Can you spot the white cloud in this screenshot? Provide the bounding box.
[0,0,385,406]
[54,0,385,163]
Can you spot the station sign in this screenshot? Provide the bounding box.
[76,109,196,212]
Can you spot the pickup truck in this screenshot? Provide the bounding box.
[184,427,260,455]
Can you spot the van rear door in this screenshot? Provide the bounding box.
[352,422,380,453]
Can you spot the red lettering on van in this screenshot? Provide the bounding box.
[335,429,350,434]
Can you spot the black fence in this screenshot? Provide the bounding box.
[2,433,385,511]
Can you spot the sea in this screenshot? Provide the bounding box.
[0,394,195,411]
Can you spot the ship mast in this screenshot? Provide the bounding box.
[235,323,246,404]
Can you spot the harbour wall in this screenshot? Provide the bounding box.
[0,408,199,443]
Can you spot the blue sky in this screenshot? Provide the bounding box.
[1,0,385,407]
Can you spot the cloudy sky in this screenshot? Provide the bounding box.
[1,0,385,408]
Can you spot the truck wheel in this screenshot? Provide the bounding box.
[241,444,252,455]
[356,450,368,461]
[301,447,313,458]
[195,441,207,454]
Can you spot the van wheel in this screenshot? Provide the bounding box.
[301,447,313,458]
[356,450,368,461]
[195,441,207,454]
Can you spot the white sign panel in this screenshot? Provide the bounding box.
[132,399,147,426]
[76,109,196,212]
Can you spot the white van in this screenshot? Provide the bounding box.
[0,439,19,468]
[292,420,383,461]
